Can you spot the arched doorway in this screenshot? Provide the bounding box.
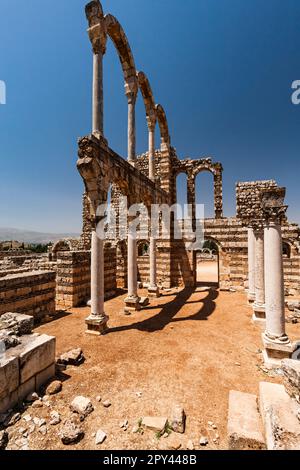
[196,239,219,286]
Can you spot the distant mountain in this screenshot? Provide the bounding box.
[0,228,80,245]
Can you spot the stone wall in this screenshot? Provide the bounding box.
[0,271,56,322]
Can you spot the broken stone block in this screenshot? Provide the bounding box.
[60,419,84,445]
[70,396,94,417]
[57,348,84,366]
[259,381,300,450]
[0,355,19,404]
[227,390,265,450]
[19,334,56,384]
[281,359,300,402]
[170,404,186,434]
[142,417,168,433]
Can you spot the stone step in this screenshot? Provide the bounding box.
[227,390,266,450]
[259,381,300,450]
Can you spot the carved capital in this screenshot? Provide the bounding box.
[125,77,138,102]
[261,187,288,225]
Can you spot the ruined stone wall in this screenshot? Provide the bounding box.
[0,271,56,321]
[56,248,117,310]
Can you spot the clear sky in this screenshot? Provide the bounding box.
[0,0,299,232]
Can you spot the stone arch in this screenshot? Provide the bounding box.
[105,14,137,95]
[137,71,156,128]
[137,240,150,257]
[51,239,77,262]
[156,104,170,148]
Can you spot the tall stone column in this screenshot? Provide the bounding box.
[252,227,265,322]
[247,226,256,303]
[86,228,109,335]
[214,171,223,219]
[92,51,104,136]
[127,91,137,166]
[124,215,141,314]
[261,187,299,365]
[148,125,155,181]
[187,173,196,229]
[85,2,107,138]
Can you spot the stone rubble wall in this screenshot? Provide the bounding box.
[236,180,279,222]
[0,271,56,322]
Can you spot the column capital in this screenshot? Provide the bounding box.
[261,187,288,225]
[125,77,138,103]
[86,1,107,55]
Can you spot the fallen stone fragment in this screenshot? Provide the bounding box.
[57,348,84,366]
[170,405,186,434]
[95,429,107,445]
[23,414,32,422]
[102,400,111,408]
[142,417,168,433]
[199,436,209,446]
[119,420,128,429]
[39,425,47,436]
[60,419,84,445]
[70,396,94,417]
[33,417,46,428]
[46,380,62,395]
[132,425,139,434]
[0,430,9,450]
[96,396,101,402]
[32,400,43,409]
[25,392,39,403]
[50,411,61,426]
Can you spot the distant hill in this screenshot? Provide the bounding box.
[0,228,80,245]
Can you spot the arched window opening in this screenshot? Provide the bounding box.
[138,241,150,257]
[195,171,214,219]
[282,241,291,259]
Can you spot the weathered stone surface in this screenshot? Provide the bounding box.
[281,359,300,401]
[60,419,84,445]
[70,396,94,417]
[259,381,300,450]
[50,411,61,426]
[0,355,19,402]
[142,417,168,433]
[170,405,186,434]
[95,429,107,445]
[19,334,56,384]
[227,390,265,450]
[46,380,62,396]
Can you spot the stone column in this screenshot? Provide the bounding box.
[187,173,196,227]
[261,187,299,365]
[252,227,265,322]
[127,92,137,166]
[148,235,160,297]
[247,226,256,303]
[214,171,223,219]
[92,51,104,136]
[148,125,155,181]
[124,215,141,314]
[86,228,108,335]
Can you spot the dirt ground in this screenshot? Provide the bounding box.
[6,262,299,450]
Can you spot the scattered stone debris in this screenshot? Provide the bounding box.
[95,429,107,445]
[102,400,111,408]
[119,420,128,429]
[199,436,209,446]
[46,379,62,395]
[4,412,21,427]
[60,419,84,445]
[70,396,94,417]
[57,348,84,367]
[33,417,46,428]
[96,396,101,402]
[39,425,47,436]
[50,411,61,426]
[25,392,39,403]
[23,414,32,422]
[170,405,186,434]
[32,400,43,409]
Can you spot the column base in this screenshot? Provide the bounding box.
[124,296,141,315]
[252,304,266,323]
[148,286,160,298]
[247,292,255,304]
[262,333,298,367]
[85,314,109,336]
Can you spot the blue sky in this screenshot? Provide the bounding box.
[0,0,299,232]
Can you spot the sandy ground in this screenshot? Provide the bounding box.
[6,263,299,450]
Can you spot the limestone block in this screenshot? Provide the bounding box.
[227,390,265,450]
[18,376,36,403]
[0,355,19,402]
[259,381,300,450]
[142,417,168,433]
[19,334,56,384]
[281,359,300,401]
[36,363,56,391]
